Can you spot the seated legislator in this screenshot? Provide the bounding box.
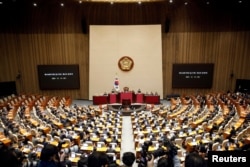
[123,87,129,92]
[137,89,141,93]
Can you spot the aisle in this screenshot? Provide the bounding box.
[120,115,137,166]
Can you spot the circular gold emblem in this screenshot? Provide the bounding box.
[118,56,134,71]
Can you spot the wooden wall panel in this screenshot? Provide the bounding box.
[162,31,250,96]
[0,1,250,99]
[0,33,89,99]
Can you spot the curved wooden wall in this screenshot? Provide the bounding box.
[0,1,250,99]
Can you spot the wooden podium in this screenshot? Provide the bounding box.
[108,93,117,104]
[144,95,160,104]
[119,92,134,103]
[93,95,108,105]
[135,93,144,103]
[122,99,131,108]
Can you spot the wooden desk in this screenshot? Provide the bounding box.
[206,116,224,132]
[68,156,80,164]
[90,137,100,142]
[96,146,108,152]
[50,141,69,148]
[168,105,188,119]
[29,118,40,127]
[133,130,160,136]
[42,127,50,134]
[223,118,245,139]
[20,128,32,141]
[178,133,188,138]
[236,105,248,118]
[135,146,163,158]
[234,118,245,129]
[80,145,94,152]
[80,145,120,153]
[73,135,80,145]
[186,141,198,152]
[74,127,84,132]
[191,118,204,129]
[52,120,63,129]
[0,134,11,146]
[201,138,212,144]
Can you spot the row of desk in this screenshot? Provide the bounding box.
[0,132,11,146]
[93,92,160,105]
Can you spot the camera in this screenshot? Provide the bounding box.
[137,139,178,167]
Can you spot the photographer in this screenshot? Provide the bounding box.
[87,151,109,167]
[157,156,170,167]
[38,143,68,167]
[0,142,26,167]
[185,152,206,167]
[137,139,180,167]
[121,152,136,167]
[22,151,40,167]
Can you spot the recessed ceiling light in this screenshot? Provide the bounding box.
[238,0,242,3]
[206,1,210,5]
[138,1,141,4]
[184,2,188,5]
[169,0,173,3]
[33,3,37,7]
[60,3,64,7]
[0,1,3,5]
[79,0,82,3]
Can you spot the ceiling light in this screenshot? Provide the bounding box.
[238,0,242,3]
[169,0,173,3]
[206,1,209,5]
[60,3,64,7]
[184,2,188,5]
[33,3,37,7]
[75,0,164,2]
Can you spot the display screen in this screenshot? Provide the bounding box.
[0,81,17,97]
[235,79,250,93]
[37,65,80,90]
[172,64,214,88]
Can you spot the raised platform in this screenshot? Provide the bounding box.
[121,108,133,116]
[93,93,160,105]
[107,103,147,116]
[107,103,146,112]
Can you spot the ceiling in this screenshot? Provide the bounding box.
[0,0,249,33]
[0,0,249,8]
